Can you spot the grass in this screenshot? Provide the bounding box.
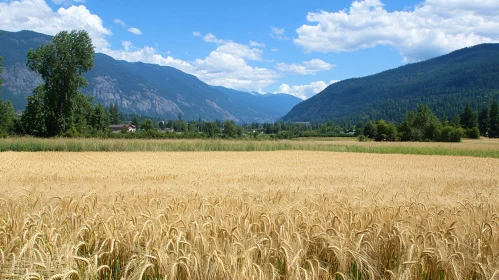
[1,151,498,279]
[1,137,499,158]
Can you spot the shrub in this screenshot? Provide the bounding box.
[465,127,480,139]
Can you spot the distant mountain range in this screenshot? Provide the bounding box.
[282,44,499,123]
[0,30,301,123]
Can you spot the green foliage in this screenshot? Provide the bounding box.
[131,116,139,128]
[223,120,237,138]
[362,104,464,142]
[363,121,377,139]
[460,103,477,129]
[26,30,94,136]
[478,107,489,136]
[0,55,3,91]
[0,100,16,136]
[91,103,110,131]
[140,118,154,131]
[489,100,499,138]
[440,126,464,142]
[465,127,480,139]
[20,86,47,136]
[0,55,18,136]
[109,103,120,125]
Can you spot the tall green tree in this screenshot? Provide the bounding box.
[109,103,120,124]
[20,86,47,136]
[223,120,237,138]
[26,30,94,136]
[90,103,110,131]
[460,104,477,129]
[0,56,18,135]
[489,100,499,138]
[363,121,377,139]
[132,116,140,128]
[140,118,154,131]
[478,107,489,136]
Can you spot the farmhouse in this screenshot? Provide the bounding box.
[109,124,136,133]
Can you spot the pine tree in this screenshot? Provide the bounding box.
[459,103,477,129]
[478,107,489,136]
[489,100,499,138]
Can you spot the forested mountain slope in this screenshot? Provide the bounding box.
[282,44,499,123]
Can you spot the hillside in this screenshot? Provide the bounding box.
[282,44,499,123]
[0,30,298,122]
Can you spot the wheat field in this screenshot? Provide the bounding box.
[0,151,498,279]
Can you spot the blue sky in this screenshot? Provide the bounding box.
[1,0,499,99]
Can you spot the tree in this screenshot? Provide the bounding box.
[90,103,110,131]
[26,30,94,136]
[398,111,415,141]
[132,116,140,128]
[489,100,499,138]
[140,118,154,131]
[223,120,237,138]
[0,56,17,135]
[363,121,377,139]
[478,107,489,136]
[109,103,120,124]
[20,86,47,136]
[0,55,3,92]
[460,104,477,129]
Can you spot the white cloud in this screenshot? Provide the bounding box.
[202,33,229,44]
[294,0,499,61]
[271,48,279,52]
[0,0,111,50]
[52,0,85,5]
[276,80,339,100]
[114,18,126,27]
[127,27,142,35]
[270,26,289,40]
[249,40,265,48]
[276,59,334,75]
[192,35,278,91]
[192,31,201,37]
[102,36,279,93]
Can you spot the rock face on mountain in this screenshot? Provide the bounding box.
[282,44,499,123]
[0,30,301,122]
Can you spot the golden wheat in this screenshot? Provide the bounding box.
[0,151,498,279]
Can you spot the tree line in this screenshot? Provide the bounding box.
[360,102,499,142]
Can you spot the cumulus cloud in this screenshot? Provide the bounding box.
[192,31,201,37]
[249,40,265,48]
[101,34,279,93]
[271,48,278,52]
[294,0,499,61]
[276,80,339,100]
[114,18,126,27]
[270,26,289,40]
[275,59,334,75]
[0,0,111,50]
[127,27,142,35]
[191,34,278,91]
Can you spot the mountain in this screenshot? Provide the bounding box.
[212,86,301,122]
[282,44,499,123]
[0,30,299,122]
